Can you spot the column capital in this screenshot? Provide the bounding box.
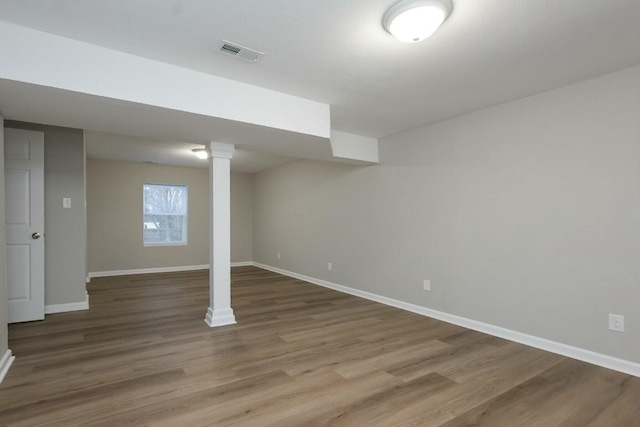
[208,142,235,159]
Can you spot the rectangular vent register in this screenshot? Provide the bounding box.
[216,40,264,62]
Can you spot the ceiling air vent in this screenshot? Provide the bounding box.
[216,40,264,62]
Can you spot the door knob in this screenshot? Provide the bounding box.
[32,232,41,239]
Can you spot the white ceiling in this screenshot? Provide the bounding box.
[1,0,638,140]
[85,130,296,174]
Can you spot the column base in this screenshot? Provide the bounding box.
[204,307,236,327]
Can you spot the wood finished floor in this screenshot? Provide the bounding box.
[1,267,639,426]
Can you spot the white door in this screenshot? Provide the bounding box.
[5,128,45,323]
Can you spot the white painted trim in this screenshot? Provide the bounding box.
[231,261,254,267]
[0,350,15,384]
[88,262,253,279]
[204,307,236,327]
[88,265,209,278]
[45,291,90,314]
[209,142,235,159]
[253,262,640,378]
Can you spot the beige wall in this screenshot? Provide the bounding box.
[0,116,8,357]
[87,159,253,273]
[231,172,253,263]
[253,65,640,363]
[6,121,87,306]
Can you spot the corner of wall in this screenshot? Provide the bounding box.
[0,115,10,361]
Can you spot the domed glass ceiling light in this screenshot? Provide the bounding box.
[383,0,453,43]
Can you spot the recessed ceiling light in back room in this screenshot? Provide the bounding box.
[383,0,453,43]
[192,148,208,160]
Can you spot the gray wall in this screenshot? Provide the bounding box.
[5,121,87,306]
[253,64,640,363]
[87,159,253,273]
[0,116,8,357]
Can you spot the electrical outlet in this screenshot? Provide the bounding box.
[609,314,624,333]
[423,279,431,291]
[277,252,281,260]
[327,262,332,271]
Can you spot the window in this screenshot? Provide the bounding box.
[143,183,188,246]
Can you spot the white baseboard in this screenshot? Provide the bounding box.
[88,262,253,279]
[45,291,90,314]
[231,261,254,267]
[0,350,15,384]
[254,262,640,378]
[89,264,209,278]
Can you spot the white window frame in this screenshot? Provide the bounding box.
[143,183,188,247]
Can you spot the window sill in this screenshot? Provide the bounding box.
[144,242,188,247]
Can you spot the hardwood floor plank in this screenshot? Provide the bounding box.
[312,372,457,426]
[80,370,294,426]
[0,266,637,426]
[153,370,397,427]
[0,369,186,426]
[586,375,640,427]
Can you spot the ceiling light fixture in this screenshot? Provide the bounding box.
[383,0,452,43]
[192,148,208,160]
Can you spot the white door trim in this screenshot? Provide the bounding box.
[0,350,15,384]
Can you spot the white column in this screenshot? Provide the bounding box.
[204,142,236,327]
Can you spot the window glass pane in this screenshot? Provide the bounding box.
[143,184,188,245]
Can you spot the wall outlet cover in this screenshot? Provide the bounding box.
[609,314,625,333]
